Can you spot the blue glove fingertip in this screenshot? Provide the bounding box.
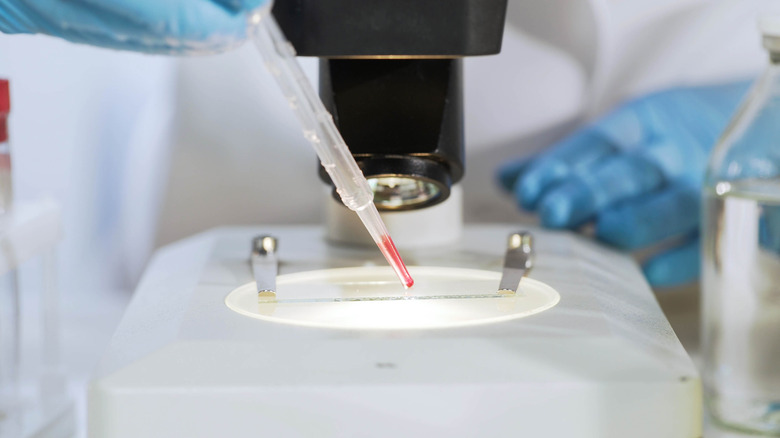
[516,178,539,211]
[595,209,631,248]
[644,260,699,288]
[496,160,528,193]
[539,200,570,228]
[643,259,673,288]
[539,192,578,228]
[516,176,542,211]
[596,207,649,249]
[516,162,564,210]
[538,181,596,228]
[596,185,701,250]
[642,239,700,288]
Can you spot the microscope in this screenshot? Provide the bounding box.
[88,2,702,437]
[271,0,509,247]
[272,0,506,211]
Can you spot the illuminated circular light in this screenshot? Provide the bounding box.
[368,177,442,210]
[225,267,560,330]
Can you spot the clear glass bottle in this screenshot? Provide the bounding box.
[702,18,780,435]
[0,79,71,436]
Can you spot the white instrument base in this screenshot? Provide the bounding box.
[88,225,700,437]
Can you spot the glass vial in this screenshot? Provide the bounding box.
[0,79,11,213]
[0,78,17,435]
[702,17,780,435]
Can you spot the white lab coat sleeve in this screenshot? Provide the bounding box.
[590,0,772,115]
[509,0,773,117]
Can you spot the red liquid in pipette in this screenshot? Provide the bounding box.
[378,235,414,289]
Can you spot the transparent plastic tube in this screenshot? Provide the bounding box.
[249,8,413,288]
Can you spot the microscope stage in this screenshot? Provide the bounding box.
[88,225,700,438]
[225,266,560,329]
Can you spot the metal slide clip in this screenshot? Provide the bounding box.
[498,232,534,294]
[251,235,278,299]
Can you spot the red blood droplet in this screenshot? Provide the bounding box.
[378,235,414,288]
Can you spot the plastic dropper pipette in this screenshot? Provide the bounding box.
[249,8,414,288]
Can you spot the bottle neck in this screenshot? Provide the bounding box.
[765,34,780,61]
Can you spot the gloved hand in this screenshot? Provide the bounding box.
[498,82,751,287]
[0,0,267,54]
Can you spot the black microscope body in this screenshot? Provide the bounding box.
[272,0,508,210]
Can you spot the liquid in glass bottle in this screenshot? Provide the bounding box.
[702,17,780,435]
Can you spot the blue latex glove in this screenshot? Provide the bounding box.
[498,82,751,287]
[0,0,266,54]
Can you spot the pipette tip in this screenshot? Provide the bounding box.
[378,235,414,289]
